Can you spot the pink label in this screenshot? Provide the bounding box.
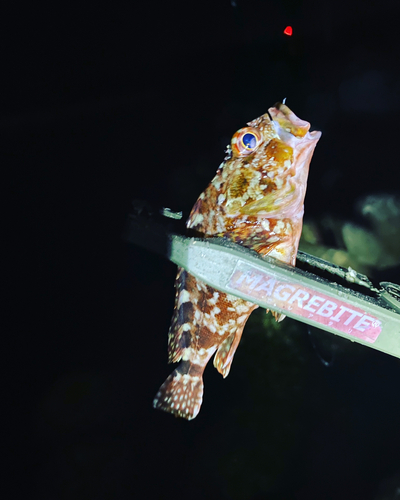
[228,261,381,343]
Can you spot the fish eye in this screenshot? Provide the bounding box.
[242,133,257,149]
[231,127,263,156]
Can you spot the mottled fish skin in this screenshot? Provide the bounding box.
[153,103,321,420]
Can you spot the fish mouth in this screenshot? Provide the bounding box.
[269,102,321,140]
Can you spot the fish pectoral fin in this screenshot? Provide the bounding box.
[240,181,295,216]
[271,310,286,322]
[213,326,245,379]
[250,239,281,256]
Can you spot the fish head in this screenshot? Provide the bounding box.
[222,103,321,218]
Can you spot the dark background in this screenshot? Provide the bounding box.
[6,1,400,499]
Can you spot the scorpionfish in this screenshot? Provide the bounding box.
[153,103,321,420]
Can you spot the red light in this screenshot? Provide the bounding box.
[283,26,292,36]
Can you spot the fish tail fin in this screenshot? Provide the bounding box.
[153,361,203,420]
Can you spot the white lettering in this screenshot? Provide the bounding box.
[331,306,363,326]
[331,306,349,322]
[235,272,262,289]
[273,284,295,301]
[288,289,310,307]
[304,295,325,313]
[316,300,338,317]
[353,315,378,332]
[254,278,276,296]
[343,310,363,325]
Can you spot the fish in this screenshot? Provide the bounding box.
[153,103,321,420]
